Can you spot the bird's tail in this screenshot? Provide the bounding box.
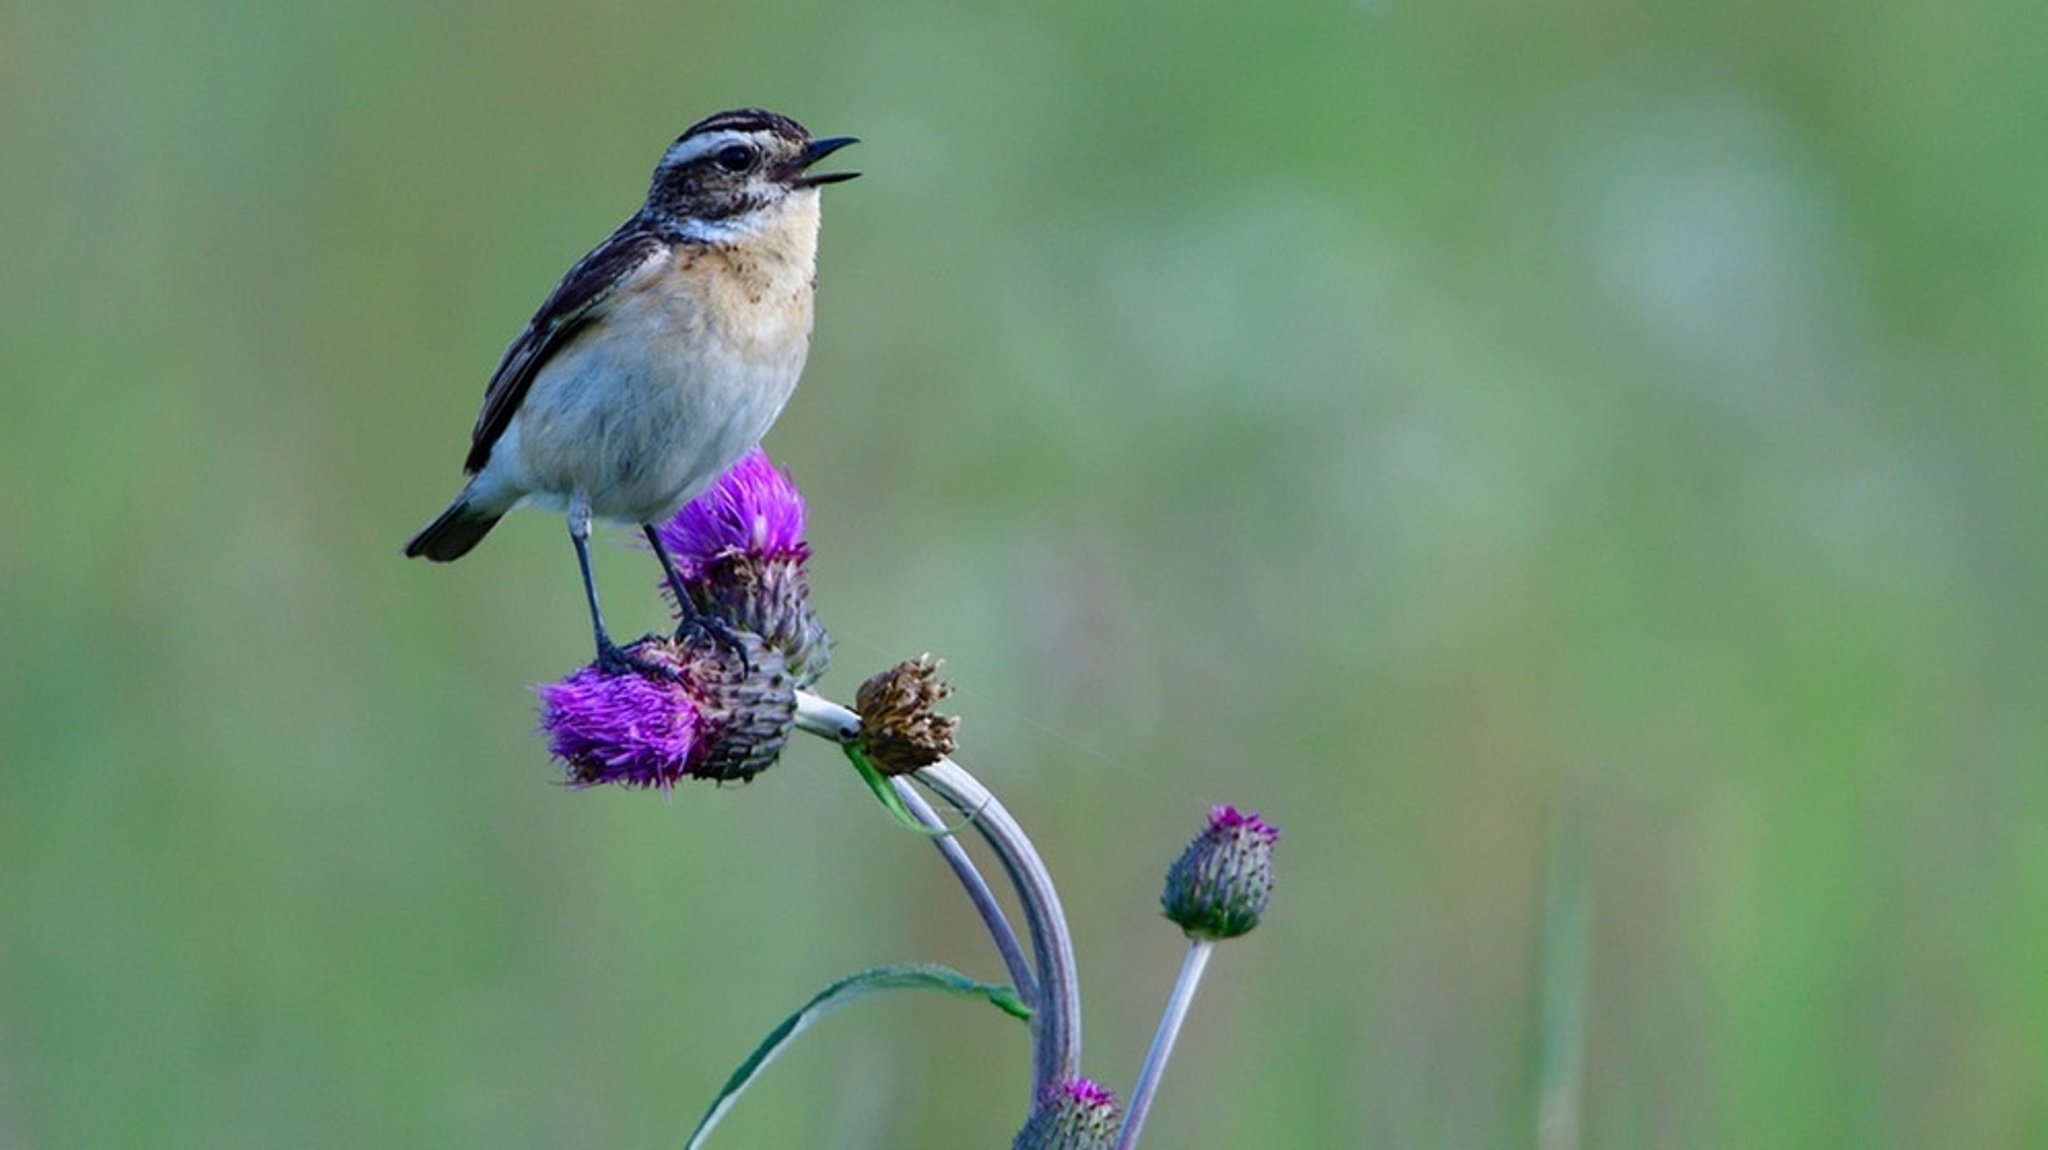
[404,496,504,561]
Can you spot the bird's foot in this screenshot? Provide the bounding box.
[677,610,753,675]
[596,635,683,682]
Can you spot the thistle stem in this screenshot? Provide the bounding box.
[790,688,858,743]
[1114,940,1214,1150]
[892,777,1039,1009]
[793,690,1081,1099]
[917,759,1082,1097]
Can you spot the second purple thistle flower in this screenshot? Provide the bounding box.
[651,447,832,687]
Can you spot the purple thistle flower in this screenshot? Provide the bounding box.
[1012,1077,1120,1150]
[538,632,796,789]
[655,446,810,580]
[541,649,703,790]
[653,448,831,687]
[1161,805,1280,940]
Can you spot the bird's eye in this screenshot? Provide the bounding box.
[714,144,757,173]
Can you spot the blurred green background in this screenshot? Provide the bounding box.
[4,0,2045,1145]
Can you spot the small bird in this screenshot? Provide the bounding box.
[405,108,857,668]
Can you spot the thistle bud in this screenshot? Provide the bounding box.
[1161,806,1280,940]
[1012,1078,1120,1150]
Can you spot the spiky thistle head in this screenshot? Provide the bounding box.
[1012,1078,1120,1150]
[537,630,796,789]
[653,448,831,686]
[1162,806,1281,940]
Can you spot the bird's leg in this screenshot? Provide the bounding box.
[644,523,750,666]
[569,498,680,680]
[568,494,628,670]
[643,524,694,611]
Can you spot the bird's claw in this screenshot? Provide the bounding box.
[596,636,683,681]
[677,611,753,676]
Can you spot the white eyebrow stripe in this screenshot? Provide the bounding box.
[662,129,758,168]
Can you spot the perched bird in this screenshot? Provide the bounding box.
[404,108,857,667]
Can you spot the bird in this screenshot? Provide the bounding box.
[404,108,857,670]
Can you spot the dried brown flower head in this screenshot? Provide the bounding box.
[854,655,961,776]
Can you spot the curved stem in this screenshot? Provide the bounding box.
[793,690,1081,1099]
[1114,940,1213,1150]
[790,690,859,744]
[892,777,1039,1009]
[917,760,1083,1097]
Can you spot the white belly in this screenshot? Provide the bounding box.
[485,294,809,525]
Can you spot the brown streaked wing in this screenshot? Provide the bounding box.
[462,221,672,474]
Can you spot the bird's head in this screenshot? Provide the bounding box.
[645,109,858,240]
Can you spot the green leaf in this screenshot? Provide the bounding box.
[841,742,977,837]
[681,963,1030,1150]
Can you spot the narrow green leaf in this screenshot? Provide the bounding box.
[841,743,977,837]
[682,963,1029,1150]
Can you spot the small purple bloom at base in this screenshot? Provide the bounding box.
[1056,1078,1118,1112]
[1012,1077,1120,1150]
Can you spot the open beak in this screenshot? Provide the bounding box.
[790,136,860,187]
